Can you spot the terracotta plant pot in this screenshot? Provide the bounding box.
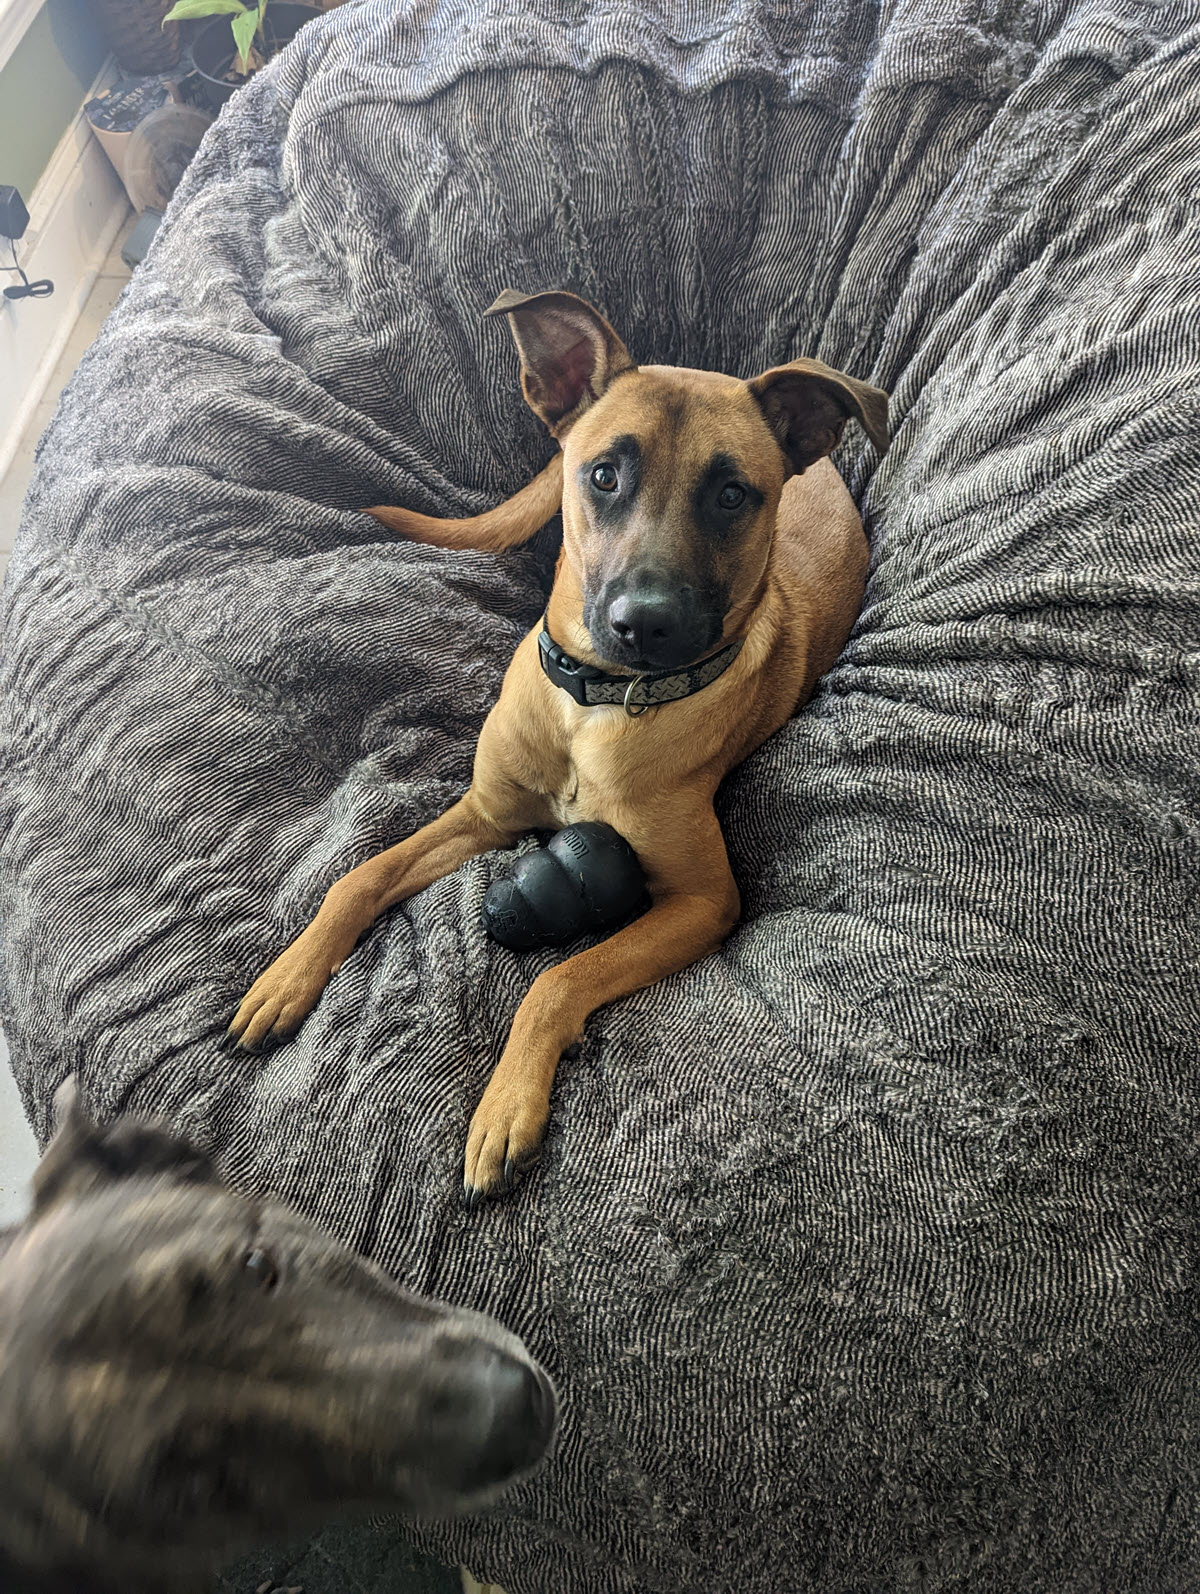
[191,2,322,113]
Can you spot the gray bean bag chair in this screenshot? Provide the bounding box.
[4,0,1200,1589]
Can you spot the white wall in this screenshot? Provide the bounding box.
[0,61,127,490]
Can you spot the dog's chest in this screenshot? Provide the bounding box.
[545,742,602,829]
[540,698,662,829]
[548,780,581,828]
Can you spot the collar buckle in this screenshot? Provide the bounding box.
[538,628,598,706]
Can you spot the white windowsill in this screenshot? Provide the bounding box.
[0,0,44,74]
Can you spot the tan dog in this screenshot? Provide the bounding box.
[228,290,888,1204]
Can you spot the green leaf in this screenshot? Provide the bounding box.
[231,5,258,71]
[162,0,246,22]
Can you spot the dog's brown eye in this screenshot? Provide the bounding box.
[591,463,618,492]
[718,483,746,511]
[242,1248,279,1291]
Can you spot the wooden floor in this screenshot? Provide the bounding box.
[461,1570,509,1594]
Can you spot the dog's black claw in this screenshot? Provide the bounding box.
[243,1029,289,1058]
[463,1183,482,1212]
[503,1158,517,1190]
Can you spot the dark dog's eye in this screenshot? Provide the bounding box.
[591,463,619,493]
[242,1248,279,1291]
[718,483,746,511]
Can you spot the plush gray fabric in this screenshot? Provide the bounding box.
[4,0,1200,1589]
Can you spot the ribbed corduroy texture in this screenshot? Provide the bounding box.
[4,2,1200,1589]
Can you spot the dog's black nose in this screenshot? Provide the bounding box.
[607,590,684,661]
[471,1359,558,1488]
[595,571,722,669]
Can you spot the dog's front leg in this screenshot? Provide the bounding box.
[229,793,520,1052]
[463,807,740,1203]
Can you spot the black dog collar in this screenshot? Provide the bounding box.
[538,622,745,717]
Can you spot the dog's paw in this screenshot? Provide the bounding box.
[226,932,340,1053]
[463,1084,549,1209]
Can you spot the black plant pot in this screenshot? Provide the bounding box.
[191,2,323,112]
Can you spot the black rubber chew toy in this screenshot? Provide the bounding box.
[483,822,649,951]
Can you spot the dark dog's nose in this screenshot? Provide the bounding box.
[593,570,722,670]
[607,590,684,662]
[472,1359,558,1488]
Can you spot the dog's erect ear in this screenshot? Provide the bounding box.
[31,1075,219,1214]
[748,359,889,475]
[484,289,635,438]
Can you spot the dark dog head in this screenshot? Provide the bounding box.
[0,1081,557,1593]
[486,288,888,672]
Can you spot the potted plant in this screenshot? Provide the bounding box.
[163,0,324,113]
[91,0,182,74]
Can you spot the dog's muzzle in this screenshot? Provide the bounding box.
[592,570,723,670]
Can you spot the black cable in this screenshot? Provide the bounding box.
[3,236,53,301]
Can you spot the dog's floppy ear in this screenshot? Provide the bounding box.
[30,1076,219,1214]
[748,358,889,475]
[484,289,635,438]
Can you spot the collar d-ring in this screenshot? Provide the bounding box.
[623,673,649,717]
